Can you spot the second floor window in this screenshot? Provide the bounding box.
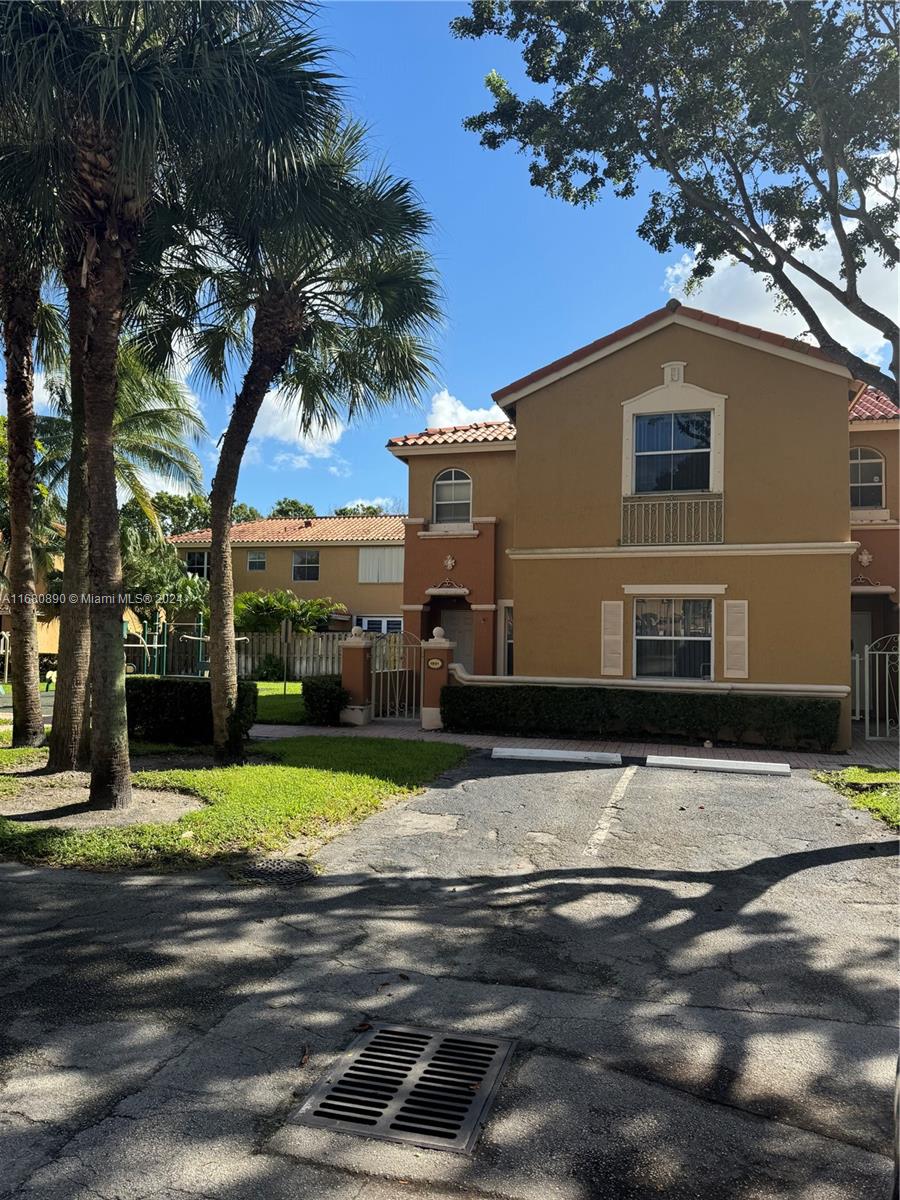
[185,551,209,579]
[433,468,472,524]
[247,550,267,572]
[634,411,711,493]
[358,546,404,583]
[850,446,885,509]
[292,549,319,581]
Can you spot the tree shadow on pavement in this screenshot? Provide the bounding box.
[0,789,895,1199]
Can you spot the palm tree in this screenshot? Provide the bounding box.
[148,124,439,760]
[0,189,64,748]
[38,340,206,526]
[0,242,44,746]
[40,339,205,771]
[0,1,337,806]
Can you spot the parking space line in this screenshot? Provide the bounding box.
[584,764,637,856]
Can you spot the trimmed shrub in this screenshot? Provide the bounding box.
[126,676,258,745]
[440,684,841,752]
[253,652,285,682]
[302,674,349,725]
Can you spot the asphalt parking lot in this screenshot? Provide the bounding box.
[1,752,896,1199]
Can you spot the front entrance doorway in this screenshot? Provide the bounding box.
[439,608,474,673]
[851,611,872,656]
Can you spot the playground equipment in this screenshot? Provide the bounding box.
[121,615,251,678]
[176,630,249,676]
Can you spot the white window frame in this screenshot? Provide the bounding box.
[849,446,886,510]
[356,615,403,634]
[247,549,267,572]
[358,545,404,584]
[622,363,726,496]
[292,549,320,582]
[633,410,713,495]
[185,550,210,579]
[632,595,715,682]
[433,468,472,525]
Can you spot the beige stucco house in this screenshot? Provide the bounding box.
[389,300,899,749]
[170,514,405,633]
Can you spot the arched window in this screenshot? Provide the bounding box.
[433,468,472,524]
[850,447,885,509]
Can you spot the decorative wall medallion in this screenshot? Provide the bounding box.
[858,547,874,567]
[443,554,456,571]
[426,657,443,669]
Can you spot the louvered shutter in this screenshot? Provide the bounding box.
[601,601,624,676]
[723,600,749,679]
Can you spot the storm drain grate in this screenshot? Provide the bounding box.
[235,857,316,886]
[294,1022,516,1154]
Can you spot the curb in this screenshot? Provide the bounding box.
[491,748,622,766]
[491,747,791,776]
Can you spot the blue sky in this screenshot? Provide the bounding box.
[16,2,894,517]
[198,0,673,515]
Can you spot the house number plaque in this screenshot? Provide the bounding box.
[426,657,443,669]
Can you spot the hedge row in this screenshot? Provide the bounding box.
[301,674,349,725]
[126,676,258,745]
[440,684,841,751]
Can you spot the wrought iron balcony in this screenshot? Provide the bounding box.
[621,493,724,546]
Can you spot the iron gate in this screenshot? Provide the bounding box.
[371,631,423,720]
[864,634,899,741]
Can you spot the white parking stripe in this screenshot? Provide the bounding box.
[584,765,637,856]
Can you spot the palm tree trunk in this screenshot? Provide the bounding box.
[209,301,297,762]
[0,259,44,747]
[46,273,91,772]
[82,240,131,808]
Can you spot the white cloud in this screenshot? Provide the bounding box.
[425,388,506,429]
[328,460,352,479]
[663,220,896,368]
[339,495,400,512]
[249,388,346,458]
[33,372,53,414]
[272,451,311,470]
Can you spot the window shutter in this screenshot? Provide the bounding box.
[723,600,749,679]
[601,601,624,676]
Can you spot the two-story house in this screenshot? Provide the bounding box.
[848,384,899,652]
[170,515,405,633]
[390,300,898,749]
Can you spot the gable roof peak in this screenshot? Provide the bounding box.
[493,302,848,406]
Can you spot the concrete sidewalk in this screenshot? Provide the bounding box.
[252,717,900,770]
[1,752,895,1199]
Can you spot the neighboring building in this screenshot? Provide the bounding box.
[389,300,899,747]
[170,515,406,633]
[848,384,900,652]
[388,422,517,674]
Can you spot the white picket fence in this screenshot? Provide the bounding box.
[236,630,348,680]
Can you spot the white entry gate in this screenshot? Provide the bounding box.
[371,631,423,720]
[863,635,899,741]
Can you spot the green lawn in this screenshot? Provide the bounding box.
[0,735,468,870]
[254,680,307,725]
[814,766,900,829]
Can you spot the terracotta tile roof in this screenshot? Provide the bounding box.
[492,299,841,404]
[169,515,405,546]
[387,420,516,448]
[849,384,899,421]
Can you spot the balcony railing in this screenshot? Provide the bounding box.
[621,493,724,546]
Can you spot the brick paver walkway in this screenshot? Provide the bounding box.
[251,720,899,770]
